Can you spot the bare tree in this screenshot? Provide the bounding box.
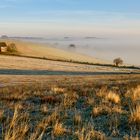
[113,57,123,66]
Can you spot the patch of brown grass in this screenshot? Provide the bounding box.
[92,105,123,117]
[63,92,79,108]
[92,106,109,117]
[129,104,140,125]
[1,76,140,139]
[4,105,29,140]
[126,85,140,102]
[40,95,61,104]
[0,109,4,120]
[53,121,66,137]
[97,86,108,98]
[105,91,120,104]
[41,104,48,114]
[74,111,82,125]
[75,125,105,140]
[51,86,65,94]
[86,97,94,106]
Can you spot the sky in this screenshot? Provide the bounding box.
[0,0,140,37]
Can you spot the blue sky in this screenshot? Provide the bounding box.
[0,0,140,37]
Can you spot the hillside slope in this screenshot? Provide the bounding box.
[3,39,108,64]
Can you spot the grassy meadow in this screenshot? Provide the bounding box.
[0,40,106,64]
[0,40,140,140]
[0,75,140,140]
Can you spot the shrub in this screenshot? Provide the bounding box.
[69,44,76,48]
[7,43,17,53]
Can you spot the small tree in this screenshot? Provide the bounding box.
[113,57,123,67]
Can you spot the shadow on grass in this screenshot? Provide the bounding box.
[0,69,139,75]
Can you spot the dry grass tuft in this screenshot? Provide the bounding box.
[51,86,65,94]
[86,97,94,106]
[75,126,105,140]
[0,109,4,120]
[92,106,103,117]
[4,105,29,140]
[92,105,123,117]
[97,87,108,98]
[40,95,61,104]
[97,88,120,104]
[53,121,66,137]
[126,85,140,102]
[111,106,123,114]
[74,112,82,125]
[46,110,60,125]
[129,104,140,125]
[92,106,109,117]
[29,120,48,140]
[105,91,120,104]
[41,104,48,114]
[75,127,95,140]
[63,92,79,108]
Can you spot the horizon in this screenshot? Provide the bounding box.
[0,0,140,38]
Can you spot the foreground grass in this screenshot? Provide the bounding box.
[0,77,140,139]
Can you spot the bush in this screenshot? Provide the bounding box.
[7,43,17,53]
[69,44,76,48]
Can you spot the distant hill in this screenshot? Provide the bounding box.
[84,36,103,39]
[0,36,44,40]
[1,35,9,39]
